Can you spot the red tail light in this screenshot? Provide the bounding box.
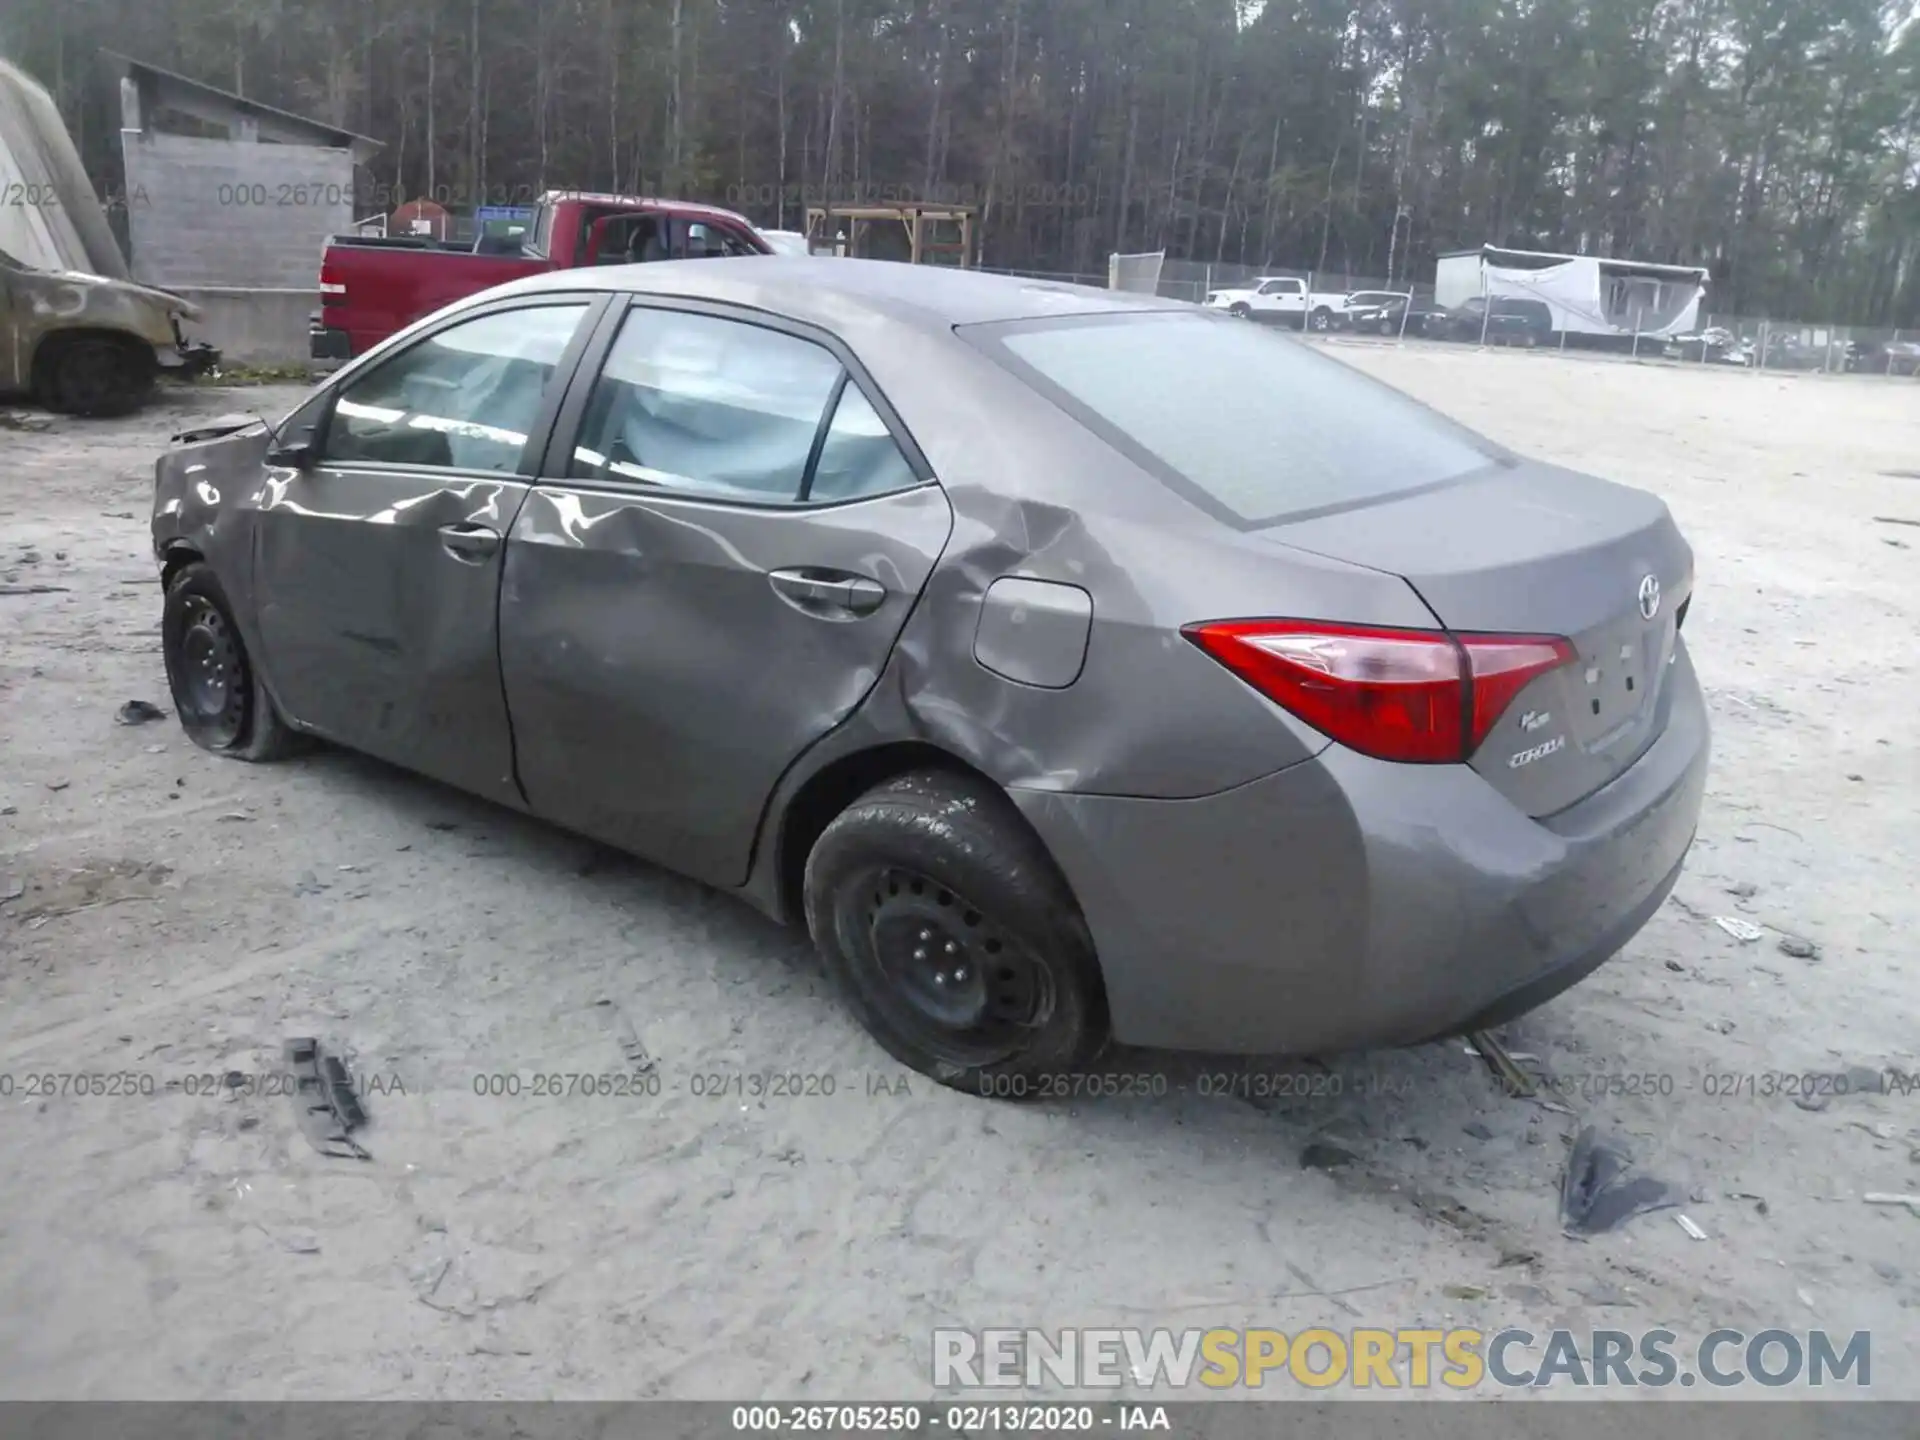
[319,258,346,303]
[1182,620,1575,764]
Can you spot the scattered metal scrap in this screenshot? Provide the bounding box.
[1468,1029,1537,1098]
[115,700,167,725]
[285,1037,371,1160]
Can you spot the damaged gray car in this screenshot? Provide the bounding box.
[150,259,1709,1093]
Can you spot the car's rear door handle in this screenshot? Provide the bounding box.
[767,567,888,619]
[438,523,501,562]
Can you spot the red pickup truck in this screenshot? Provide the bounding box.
[310,191,772,361]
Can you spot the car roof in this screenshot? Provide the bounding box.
[494,256,1191,333]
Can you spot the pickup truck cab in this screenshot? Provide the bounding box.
[312,191,771,360]
[1203,276,1351,331]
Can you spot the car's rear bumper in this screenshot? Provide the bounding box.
[1012,644,1710,1056]
[309,317,354,362]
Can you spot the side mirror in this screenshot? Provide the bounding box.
[266,426,316,468]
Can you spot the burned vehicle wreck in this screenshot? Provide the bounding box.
[0,57,218,415]
[0,247,219,414]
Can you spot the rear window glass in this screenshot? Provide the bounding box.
[979,311,1495,524]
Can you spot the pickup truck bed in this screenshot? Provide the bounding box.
[313,192,769,361]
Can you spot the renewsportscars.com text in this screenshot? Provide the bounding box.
[932,1326,1871,1390]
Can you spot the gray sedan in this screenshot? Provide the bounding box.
[151,259,1709,1095]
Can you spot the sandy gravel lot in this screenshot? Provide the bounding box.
[0,349,1915,1403]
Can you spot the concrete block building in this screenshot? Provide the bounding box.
[106,52,381,359]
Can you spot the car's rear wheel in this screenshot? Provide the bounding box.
[1309,307,1334,332]
[162,562,301,761]
[38,335,157,417]
[804,770,1107,1096]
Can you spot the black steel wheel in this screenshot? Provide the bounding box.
[174,593,247,747]
[805,770,1106,1094]
[162,562,301,760]
[855,865,1056,1068]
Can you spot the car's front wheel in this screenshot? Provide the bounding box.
[38,335,157,417]
[162,562,302,761]
[804,769,1107,1096]
[1229,302,1252,319]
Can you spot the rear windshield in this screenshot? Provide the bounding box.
[972,310,1497,526]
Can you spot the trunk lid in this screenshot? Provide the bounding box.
[1263,459,1693,816]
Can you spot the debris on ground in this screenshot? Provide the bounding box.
[1301,1141,1360,1172]
[0,411,53,431]
[1863,1193,1920,1214]
[594,998,655,1073]
[115,700,168,726]
[1442,1284,1488,1300]
[1796,1090,1832,1112]
[292,870,331,897]
[285,1038,371,1161]
[0,585,72,596]
[1,875,24,903]
[1469,1029,1537,1097]
[1725,881,1759,899]
[1778,936,1822,959]
[1560,1126,1681,1235]
[1873,515,1920,527]
[1675,1213,1709,1240]
[1463,1121,1494,1140]
[1714,915,1765,942]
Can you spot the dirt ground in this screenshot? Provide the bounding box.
[0,349,1915,1403]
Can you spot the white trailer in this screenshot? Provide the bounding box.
[1435,246,1708,341]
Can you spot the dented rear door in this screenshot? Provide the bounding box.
[499,299,951,888]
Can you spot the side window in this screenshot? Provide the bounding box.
[674,221,762,259]
[323,304,588,472]
[526,203,553,258]
[569,308,843,502]
[807,383,920,501]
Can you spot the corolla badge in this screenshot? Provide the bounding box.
[1509,735,1566,769]
[1637,573,1661,621]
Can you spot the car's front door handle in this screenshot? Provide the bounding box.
[767,567,888,619]
[438,523,501,562]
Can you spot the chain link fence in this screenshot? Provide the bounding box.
[981,258,1920,377]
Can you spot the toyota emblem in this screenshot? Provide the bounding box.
[1637,573,1661,621]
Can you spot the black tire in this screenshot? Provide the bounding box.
[803,769,1107,1096]
[162,562,301,761]
[1228,301,1252,319]
[1309,307,1334,332]
[39,335,157,417]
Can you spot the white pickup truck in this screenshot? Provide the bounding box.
[1204,276,1354,331]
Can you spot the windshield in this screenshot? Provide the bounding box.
[970,310,1499,526]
